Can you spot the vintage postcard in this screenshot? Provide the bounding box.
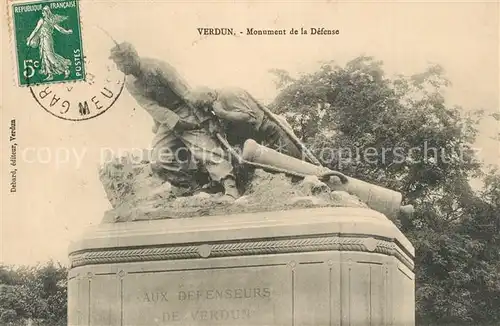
[1,1,499,326]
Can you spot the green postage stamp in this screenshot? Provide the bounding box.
[11,0,85,86]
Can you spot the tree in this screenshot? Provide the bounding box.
[270,56,500,324]
[0,284,25,324]
[0,262,68,326]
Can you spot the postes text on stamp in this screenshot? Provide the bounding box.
[12,0,85,86]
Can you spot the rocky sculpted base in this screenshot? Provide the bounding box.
[99,155,368,223]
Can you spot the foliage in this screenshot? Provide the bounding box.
[0,261,67,326]
[270,57,500,324]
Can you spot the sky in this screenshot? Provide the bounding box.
[1,1,499,266]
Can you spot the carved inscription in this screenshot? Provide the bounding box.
[178,288,271,300]
[138,287,272,323]
[163,309,252,322]
[141,291,169,302]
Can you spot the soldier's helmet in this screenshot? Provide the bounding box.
[109,42,139,63]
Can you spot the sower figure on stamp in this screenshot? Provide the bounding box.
[109,42,239,199]
[26,6,73,81]
[189,86,303,159]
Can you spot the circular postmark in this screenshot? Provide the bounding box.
[29,65,124,121]
[25,26,124,121]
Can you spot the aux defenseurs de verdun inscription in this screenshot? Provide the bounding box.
[139,287,272,323]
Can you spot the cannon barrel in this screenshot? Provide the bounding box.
[242,139,408,219]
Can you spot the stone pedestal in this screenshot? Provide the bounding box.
[68,207,415,326]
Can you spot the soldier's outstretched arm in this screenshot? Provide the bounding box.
[152,120,161,133]
[125,78,180,130]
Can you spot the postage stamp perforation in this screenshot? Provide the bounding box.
[5,0,22,89]
[74,0,87,80]
[10,0,87,87]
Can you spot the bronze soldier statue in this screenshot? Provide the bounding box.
[109,42,239,199]
[188,86,303,159]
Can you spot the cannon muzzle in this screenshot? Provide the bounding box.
[242,139,412,219]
